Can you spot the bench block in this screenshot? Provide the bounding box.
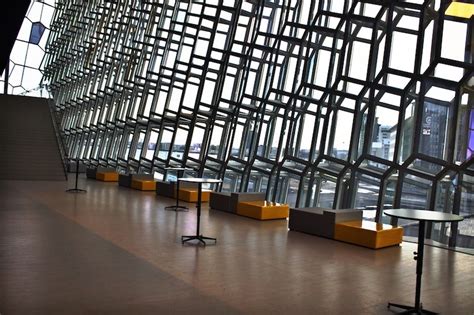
[178,188,210,203]
[86,168,97,179]
[334,220,403,249]
[131,179,156,191]
[289,207,329,237]
[87,167,116,180]
[210,192,266,214]
[289,208,363,238]
[209,192,232,212]
[120,174,154,188]
[156,180,175,198]
[96,172,119,182]
[118,174,132,187]
[236,201,289,220]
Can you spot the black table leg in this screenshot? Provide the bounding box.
[165,170,188,211]
[182,183,216,246]
[388,220,437,314]
[66,158,86,193]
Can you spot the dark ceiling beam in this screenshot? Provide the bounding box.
[0,0,31,75]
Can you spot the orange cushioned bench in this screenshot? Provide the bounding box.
[334,220,403,249]
[131,179,156,191]
[96,171,119,182]
[178,188,210,203]
[236,200,289,220]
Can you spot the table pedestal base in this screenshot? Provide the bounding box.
[165,205,188,212]
[388,302,437,314]
[383,210,463,315]
[181,235,216,246]
[67,159,86,193]
[165,170,189,212]
[66,188,87,193]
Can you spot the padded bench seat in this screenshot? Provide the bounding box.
[96,171,119,182]
[209,192,232,212]
[86,167,97,179]
[236,201,289,220]
[334,220,403,249]
[289,207,363,239]
[131,179,156,191]
[210,192,266,214]
[119,174,154,188]
[178,188,210,203]
[86,167,117,181]
[156,180,176,198]
[156,180,202,200]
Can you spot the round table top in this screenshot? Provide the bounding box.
[384,209,463,223]
[165,167,193,171]
[178,177,222,184]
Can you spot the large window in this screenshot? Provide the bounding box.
[42,0,473,250]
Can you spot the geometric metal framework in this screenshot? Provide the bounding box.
[0,0,55,96]
[42,0,473,249]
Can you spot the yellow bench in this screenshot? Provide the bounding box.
[131,179,156,191]
[334,220,403,249]
[178,188,210,203]
[96,171,119,182]
[236,201,289,220]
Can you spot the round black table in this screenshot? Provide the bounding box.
[178,178,221,245]
[384,209,463,315]
[164,167,193,212]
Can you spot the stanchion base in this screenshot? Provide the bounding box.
[66,189,87,193]
[388,302,437,314]
[165,205,188,211]
[181,235,216,246]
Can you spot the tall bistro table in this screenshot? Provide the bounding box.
[164,167,193,212]
[384,209,463,314]
[178,177,222,245]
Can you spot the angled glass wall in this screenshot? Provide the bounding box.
[0,0,55,97]
[42,0,473,250]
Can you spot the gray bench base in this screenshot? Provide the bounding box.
[156,180,199,199]
[210,192,266,214]
[86,167,115,179]
[289,207,363,239]
[119,174,154,188]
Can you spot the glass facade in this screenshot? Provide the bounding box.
[0,0,55,96]
[40,0,473,250]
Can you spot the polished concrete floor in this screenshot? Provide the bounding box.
[0,176,473,314]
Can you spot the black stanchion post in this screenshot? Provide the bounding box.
[165,168,190,211]
[66,158,87,193]
[74,158,79,190]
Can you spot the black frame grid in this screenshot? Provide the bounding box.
[43,0,473,249]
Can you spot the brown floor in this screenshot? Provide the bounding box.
[0,177,473,315]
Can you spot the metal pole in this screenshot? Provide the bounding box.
[75,158,79,190]
[196,183,202,237]
[176,170,182,208]
[414,220,426,311]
